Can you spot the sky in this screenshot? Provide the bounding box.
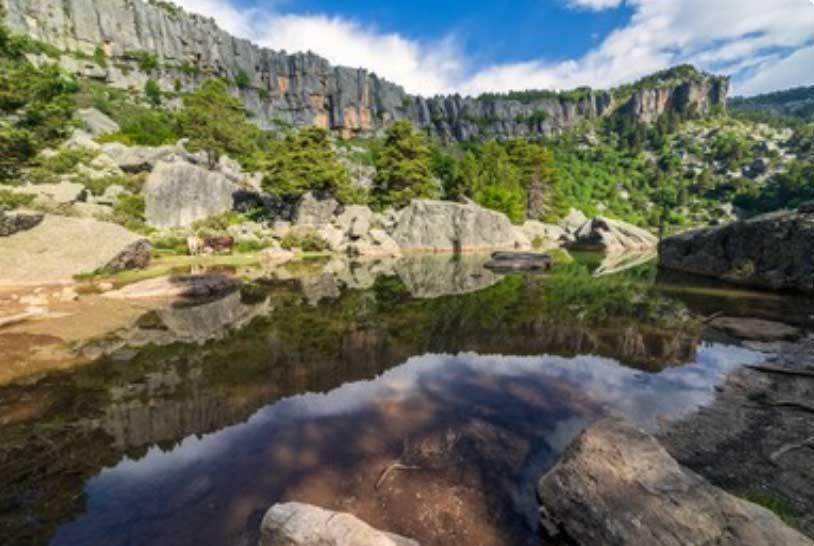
[171,0,814,97]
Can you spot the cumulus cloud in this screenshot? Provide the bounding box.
[170,0,814,97]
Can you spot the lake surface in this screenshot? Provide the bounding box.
[1,253,808,546]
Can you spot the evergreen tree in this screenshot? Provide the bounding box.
[176,79,258,167]
[372,120,437,208]
[469,140,527,223]
[144,79,162,107]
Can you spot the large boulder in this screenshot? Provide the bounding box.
[520,220,567,249]
[100,143,180,173]
[0,216,151,282]
[558,208,588,234]
[13,181,86,205]
[78,108,120,136]
[259,502,419,546]
[144,161,238,229]
[294,191,339,226]
[104,274,240,301]
[569,216,658,253]
[392,199,524,252]
[659,206,814,293]
[538,417,813,546]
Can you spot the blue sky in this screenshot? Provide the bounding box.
[175,0,814,96]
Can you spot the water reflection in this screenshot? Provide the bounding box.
[0,253,785,546]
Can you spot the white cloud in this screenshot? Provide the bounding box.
[170,0,814,97]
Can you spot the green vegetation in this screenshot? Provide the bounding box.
[735,489,797,527]
[478,86,594,105]
[124,50,160,71]
[281,228,330,251]
[371,120,437,208]
[144,79,162,107]
[234,70,251,90]
[730,86,814,125]
[734,160,814,214]
[0,188,34,211]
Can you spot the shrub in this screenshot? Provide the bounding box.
[0,189,35,211]
[281,229,330,252]
[190,211,244,234]
[111,194,149,233]
[93,45,107,68]
[0,126,36,182]
[234,70,251,90]
[81,173,144,196]
[144,79,162,107]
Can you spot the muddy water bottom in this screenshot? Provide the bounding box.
[46,346,761,546]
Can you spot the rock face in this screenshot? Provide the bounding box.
[659,207,814,293]
[294,192,339,226]
[569,216,658,253]
[143,161,238,229]
[0,216,150,282]
[259,503,419,546]
[538,417,813,546]
[392,199,523,252]
[3,0,728,140]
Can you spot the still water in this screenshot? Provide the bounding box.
[0,254,801,546]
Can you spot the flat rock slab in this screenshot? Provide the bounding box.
[260,502,420,546]
[104,275,240,301]
[709,316,802,342]
[538,417,813,546]
[0,216,150,284]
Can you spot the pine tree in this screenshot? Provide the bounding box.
[372,120,437,208]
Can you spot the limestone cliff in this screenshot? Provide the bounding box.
[2,0,729,139]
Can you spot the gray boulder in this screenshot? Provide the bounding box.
[659,207,814,293]
[0,216,151,282]
[144,161,238,229]
[0,210,44,237]
[259,502,419,546]
[13,181,86,205]
[392,199,523,252]
[569,216,658,253]
[78,108,120,136]
[104,275,240,301]
[101,143,180,173]
[294,192,339,226]
[521,220,568,248]
[559,208,588,234]
[538,417,813,546]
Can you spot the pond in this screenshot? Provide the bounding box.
[0,253,805,546]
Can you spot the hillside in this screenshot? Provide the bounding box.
[730,87,814,125]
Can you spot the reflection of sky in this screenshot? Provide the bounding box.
[53,343,763,546]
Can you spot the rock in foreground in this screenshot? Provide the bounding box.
[392,199,525,252]
[659,206,814,293]
[569,216,658,253]
[0,216,150,283]
[538,417,812,546]
[259,502,419,546]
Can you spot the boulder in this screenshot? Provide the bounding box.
[558,208,588,234]
[294,191,339,226]
[101,143,179,173]
[104,275,240,301]
[335,205,374,239]
[569,216,658,253]
[659,208,814,293]
[538,417,813,546]
[0,210,44,237]
[317,224,346,252]
[78,108,120,136]
[708,317,801,342]
[144,161,238,229]
[259,502,419,546]
[520,220,568,248]
[392,199,522,252]
[63,129,101,151]
[484,252,553,272]
[259,246,295,265]
[14,181,85,205]
[0,216,151,282]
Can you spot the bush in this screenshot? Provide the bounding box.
[144,79,162,107]
[0,189,35,211]
[234,70,251,90]
[93,45,107,68]
[111,194,149,233]
[281,229,330,252]
[0,126,36,182]
[190,211,244,235]
[82,173,144,196]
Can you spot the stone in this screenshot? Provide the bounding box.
[392,199,522,252]
[14,181,86,205]
[96,184,127,205]
[259,503,420,546]
[294,192,339,226]
[484,252,553,272]
[71,202,112,219]
[659,209,814,293]
[558,208,588,234]
[143,161,238,229]
[78,108,120,136]
[260,246,295,265]
[271,220,292,239]
[317,224,346,251]
[226,221,266,243]
[63,129,101,151]
[0,216,151,282]
[335,205,374,239]
[104,275,240,301]
[520,220,568,249]
[538,417,813,546]
[0,210,44,237]
[570,216,658,253]
[101,143,179,173]
[708,317,801,342]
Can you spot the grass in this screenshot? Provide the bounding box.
[734,488,797,527]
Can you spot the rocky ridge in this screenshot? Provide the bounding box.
[3,0,728,139]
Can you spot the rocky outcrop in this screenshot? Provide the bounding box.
[3,0,728,140]
[294,192,339,226]
[659,206,814,293]
[77,108,120,136]
[12,181,85,205]
[0,215,150,282]
[259,503,420,546]
[101,142,180,173]
[143,160,238,229]
[538,417,813,546]
[0,210,44,236]
[569,216,658,253]
[391,199,525,252]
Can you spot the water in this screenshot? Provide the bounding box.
[0,254,805,546]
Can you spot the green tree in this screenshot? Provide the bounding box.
[260,127,359,202]
[176,79,258,167]
[371,120,437,208]
[470,140,526,223]
[234,70,251,90]
[144,79,162,107]
[506,138,557,218]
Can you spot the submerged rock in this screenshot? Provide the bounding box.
[569,216,658,253]
[659,207,814,293]
[259,502,420,546]
[538,417,813,546]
